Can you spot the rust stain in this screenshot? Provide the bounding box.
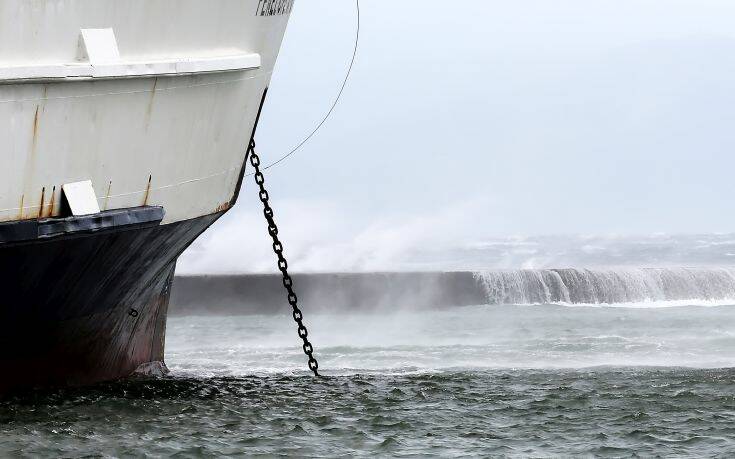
[31,105,40,152]
[215,202,232,213]
[38,187,46,218]
[22,105,42,210]
[145,78,158,130]
[143,175,152,206]
[18,194,24,219]
[48,186,56,217]
[104,181,112,211]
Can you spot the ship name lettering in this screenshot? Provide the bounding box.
[256,0,295,16]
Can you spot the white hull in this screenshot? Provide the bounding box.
[0,0,295,392]
[0,0,293,224]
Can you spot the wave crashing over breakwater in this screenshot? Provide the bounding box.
[474,267,735,305]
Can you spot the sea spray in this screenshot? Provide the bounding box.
[474,267,735,305]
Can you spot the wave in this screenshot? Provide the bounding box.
[474,267,735,305]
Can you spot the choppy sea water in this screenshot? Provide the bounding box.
[3,303,735,456]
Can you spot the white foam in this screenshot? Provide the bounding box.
[552,298,735,309]
[474,267,735,306]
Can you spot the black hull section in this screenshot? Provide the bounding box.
[0,212,221,393]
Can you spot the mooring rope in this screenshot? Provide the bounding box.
[249,0,360,175]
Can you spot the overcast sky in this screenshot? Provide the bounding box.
[179,0,735,273]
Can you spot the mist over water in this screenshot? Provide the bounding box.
[165,303,735,375]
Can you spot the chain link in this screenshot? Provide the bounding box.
[248,141,320,376]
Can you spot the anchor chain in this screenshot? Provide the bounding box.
[248,141,320,376]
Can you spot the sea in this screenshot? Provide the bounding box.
[3,234,735,457]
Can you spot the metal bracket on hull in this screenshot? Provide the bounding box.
[61,180,101,216]
[0,206,164,244]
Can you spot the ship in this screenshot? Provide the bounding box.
[0,0,295,392]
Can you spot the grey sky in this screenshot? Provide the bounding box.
[179,0,735,273]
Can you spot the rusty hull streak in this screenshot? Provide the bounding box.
[143,175,152,206]
[215,202,232,213]
[145,78,158,130]
[20,106,42,221]
[48,186,56,218]
[21,100,48,221]
[38,187,46,218]
[32,106,40,144]
[104,181,112,211]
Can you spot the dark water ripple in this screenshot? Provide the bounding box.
[2,368,735,457]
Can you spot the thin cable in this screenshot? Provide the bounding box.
[254,0,360,174]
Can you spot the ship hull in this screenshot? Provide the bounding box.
[0,211,221,393]
[0,0,294,392]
